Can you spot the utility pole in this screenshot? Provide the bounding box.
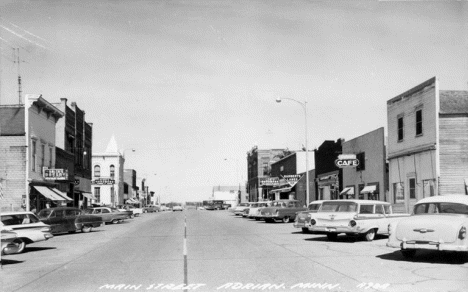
[13,48,22,104]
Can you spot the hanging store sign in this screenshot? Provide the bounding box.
[260,177,280,187]
[92,178,115,185]
[43,169,69,180]
[335,154,359,168]
[283,174,302,186]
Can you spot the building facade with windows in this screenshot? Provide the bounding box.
[91,135,125,206]
[246,146,293,202]
[0,94,69,212]
[341,127,388,202]
[123,169,138,203]
[387,77,468,213]
[53,98,94,209]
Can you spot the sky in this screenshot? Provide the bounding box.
[1,0,467,203]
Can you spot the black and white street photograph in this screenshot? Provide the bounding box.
[1,1,467,292]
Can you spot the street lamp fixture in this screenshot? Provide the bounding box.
[122,148,136,158]
[275,97,310,205]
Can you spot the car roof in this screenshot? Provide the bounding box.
[40,207,81,211]
[309,200,325,204]
[415,195,468,205]
[321,199,390,205]
[1,211,36,216]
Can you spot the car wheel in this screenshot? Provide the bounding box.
[82,225,92,233]
[135,213,140,217]
[364,229,376,241]
[129,214,134,219]
[401,249,416,259]
[326,233,338,241]
[112,219,119,224]
[118,219,124,224]
[14,239,26,253]
[302,228,309,234]
[282,216,290,223]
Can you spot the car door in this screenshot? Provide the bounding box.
[64,209,78,232]
[100,208,112,221]
[49,210,66,233]
[374,204,388,233]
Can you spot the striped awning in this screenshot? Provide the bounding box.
[360,185,377,194]
[34,186,72,201]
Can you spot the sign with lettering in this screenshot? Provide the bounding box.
[260,177,279,187]
[335,154,359,168]
[92,178,115,185]
[43,169,69,180]
[74,179,80,186]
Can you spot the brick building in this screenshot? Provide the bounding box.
[246,146,292,202]
[314,139,343,201]
[53,98,94,208]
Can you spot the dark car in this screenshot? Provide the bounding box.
[37,207,103,234]
[84,207,131,224]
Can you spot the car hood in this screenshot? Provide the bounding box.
[396,214,467,243]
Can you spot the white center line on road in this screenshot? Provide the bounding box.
[184,214,188,290]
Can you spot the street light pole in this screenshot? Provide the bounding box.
[276,97,310,205]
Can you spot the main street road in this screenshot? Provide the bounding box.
[2,209,467,292]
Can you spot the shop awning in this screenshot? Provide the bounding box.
[34,186,70,201]
[360,185,377,194]
[51,188,73,201]
[340,187,353,195]
[81,192,96,200]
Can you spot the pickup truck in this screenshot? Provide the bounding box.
[307,200,410,241]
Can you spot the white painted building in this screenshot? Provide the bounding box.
[91,136,125,206]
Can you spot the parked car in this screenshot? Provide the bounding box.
[308,200,410,241]
[260,200,307,223]
[233,203,250,216]
[1,211,54,253]
[242,202,263,218]
[37,207,103,234]
[143,205,160,213]
[117,205,143,217]
[172,205,183,212]
[160,205,170,211]
[387,195,468,258]
[84,207,131,224]
[248,202,271,221]
[1,228,19,255]
[293,200,324,233]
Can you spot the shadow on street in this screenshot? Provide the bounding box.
[377,250,468,264]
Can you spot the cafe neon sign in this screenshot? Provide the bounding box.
[335,154,360,168]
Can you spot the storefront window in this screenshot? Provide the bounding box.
[94,187,100,203]
[409,178,416,199]
[110,165,115,178]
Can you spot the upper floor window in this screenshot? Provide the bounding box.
[94,187,101,203]
[94,165,101,177]
[49,147,53,168]
[41,144,45,170]
[397,116,404,141]
[409,178,416,199]
[415,109,423,136]
[110,165,115,178]
[32,140,37,172]
[356,152,365,171]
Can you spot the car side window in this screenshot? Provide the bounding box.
[359,205,374,214]
[375,205,385,214]
[384,205,392,214]
[288,202,294,207]
[54,210,65,218]
[102,209,110,213]
[94,209,102,214]
[65,210,76,217]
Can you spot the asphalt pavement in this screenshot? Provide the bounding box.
[2,209,467,292]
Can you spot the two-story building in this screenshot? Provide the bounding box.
[0,94,71,212]
[314,139,343,201]
[92,135,125,206]
[387,77,468,213]
[246,146,292,202]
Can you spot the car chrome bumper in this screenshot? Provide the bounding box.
[293,222,306,228]
[387,240,468,252]
[308,226,356,233]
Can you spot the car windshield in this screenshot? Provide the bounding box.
[308,204,321,211]
[37,210,53,219]
[414,202,468,215]
[239,203,249,207]
[319,202,358,212]
[82,209,93,214]
[1,213,41,225]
